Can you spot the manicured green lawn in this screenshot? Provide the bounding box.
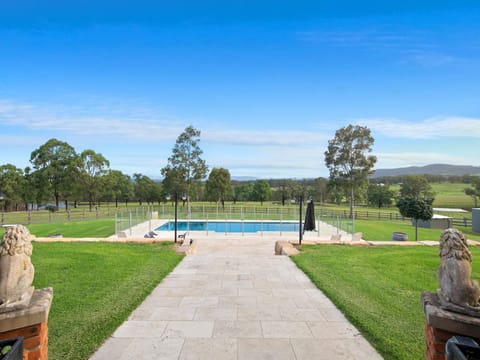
[354,219,480,242]
[31,241,183,360]
[292,245,480,360]
[28,219,115,238]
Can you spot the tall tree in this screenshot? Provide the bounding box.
[400,175,435,200]
[397,197,433,241]
[103,170,134,207]
[20,167,37,210]
[0,164,24,211]
[368,184,395,208]
[133,174,160,205]
[75,150,110,211]
[206,167,232,208]
[464,177,480,208]
[30,138,77,207]
[161,126,208,208]
[252,180,272,206]
[324,124,377,217]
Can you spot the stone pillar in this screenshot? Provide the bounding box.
[0,288,53,360]
[422,291,480,360]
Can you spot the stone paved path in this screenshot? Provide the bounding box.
[90,236,383,359]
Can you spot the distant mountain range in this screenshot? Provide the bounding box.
[372,164,480,178]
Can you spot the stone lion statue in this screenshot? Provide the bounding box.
[0,225,35,312]
[437,228,480,313]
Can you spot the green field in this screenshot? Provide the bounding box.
[390,182,474,209]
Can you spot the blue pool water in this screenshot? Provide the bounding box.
[155,221,301,233]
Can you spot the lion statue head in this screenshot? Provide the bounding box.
[1,225,33,257]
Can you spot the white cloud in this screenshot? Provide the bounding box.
[375,151,474,169]
[358,117,480,139]
[203,128,329,146]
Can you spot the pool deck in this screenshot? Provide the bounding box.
[89,221,384,359]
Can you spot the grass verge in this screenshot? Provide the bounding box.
[31,241,183,360]
[292,245,480,360]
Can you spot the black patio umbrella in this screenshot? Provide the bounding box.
[303,199,316,232]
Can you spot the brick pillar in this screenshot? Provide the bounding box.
[422,292,480,360]
[0,288,53,360]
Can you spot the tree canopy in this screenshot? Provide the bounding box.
[368,184,395,208]
[161,126,208,204]
[399,175,435,200]
[252,180,272,206]
[206,168,232,208]
[30,138,77,207]
[396,197,433,241]
[465,177,480,207]
[324,124,377,217]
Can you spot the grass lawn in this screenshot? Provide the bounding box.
[31,241,183,360]
[28,219,115,238]
[292,245,480,360]
[354,219,480,242]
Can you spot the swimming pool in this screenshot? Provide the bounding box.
[155,220,301,233]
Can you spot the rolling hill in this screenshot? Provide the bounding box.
[372,164,480,178]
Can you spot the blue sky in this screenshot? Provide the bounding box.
[1,1,479,179]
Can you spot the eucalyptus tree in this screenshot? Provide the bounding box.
[20,167,37,210]
[103,170,134,207]
[400,175,435,200]
[161,126,208,208]
[206,167,232,208]
[464,177,480,208]
[368,183,395,208]
[75,149,110,211]
[0,164,24,211]
[252,180,272,206]
[133,173,160,205]
[324,125,377,218]
[30,138,78,208]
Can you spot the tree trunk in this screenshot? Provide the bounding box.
[415,218,418,241]
[350,185,354,219]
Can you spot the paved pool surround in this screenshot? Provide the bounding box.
[89,220,383,359]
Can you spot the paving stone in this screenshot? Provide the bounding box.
[261,321,314,338]
[237,306,282,321]
[179,296,219,308]
[163,321,214,338]
[179,338,237,360]
[237,339,297,360]
[279,308,326,321]
[291,338,383,360]
[113,321,168,338]
[150,307,197,321]
[194,307,238,321]
[217,296,257,308]
[213,320,263,338]
[118,338,184,360]
[139,295,183,308]
[307,321,361,339]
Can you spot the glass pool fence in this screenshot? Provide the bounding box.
[114,204,356,237]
